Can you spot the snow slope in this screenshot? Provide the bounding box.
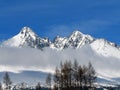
[91,39,120,59]
[1,26,120,85]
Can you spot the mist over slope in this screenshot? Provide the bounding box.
[1,27,120,84]
[0,45,120,79]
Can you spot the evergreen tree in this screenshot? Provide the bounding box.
[20,82,26,90]
[46,73,52,90]
[35,82,42,90]
[3,72,12,90]
[53,85,58,90]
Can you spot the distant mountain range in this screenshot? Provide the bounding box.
[1,26,120,85]
[2,26,120,58]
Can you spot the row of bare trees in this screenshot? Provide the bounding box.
[53,60,96,90]
[1,60,96,90]
[1,72,43,90]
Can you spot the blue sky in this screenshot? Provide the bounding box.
[0,0,120,44]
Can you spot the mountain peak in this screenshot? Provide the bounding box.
[2,26,39,47]
[2,26,51,48]
[72,30,84,36]
[20,26,35,35]
[18,26,39,41]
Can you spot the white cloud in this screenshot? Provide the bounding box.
[0,46,120,78]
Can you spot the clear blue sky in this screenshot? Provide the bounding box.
[0,0,120,44]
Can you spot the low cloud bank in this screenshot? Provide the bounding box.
[0,46,120,78]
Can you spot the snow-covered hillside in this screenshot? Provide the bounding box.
[1,26,120,85]
[91,39,120,59]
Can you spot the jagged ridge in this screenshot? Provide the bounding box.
[1,27,95,49]
[2,26,120,58]
[2,27,51,49]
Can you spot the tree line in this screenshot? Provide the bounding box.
[1,60,96,90]
[52,60,96,90]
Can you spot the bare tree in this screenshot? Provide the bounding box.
[53,60,97,90]
[60,61,64,89]
[0,82,3,90]
[53,67,60,90]
[82,65,88,89]
[60,60,73,90]
[87,62,96,89]
[78,65,84,89]
[72,60,79,89]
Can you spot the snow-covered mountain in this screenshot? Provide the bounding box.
[3,27,95,49]
[1,26,120,85]
[52,30,94,49]
[2,26,120,58]
[2,27,51,49]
